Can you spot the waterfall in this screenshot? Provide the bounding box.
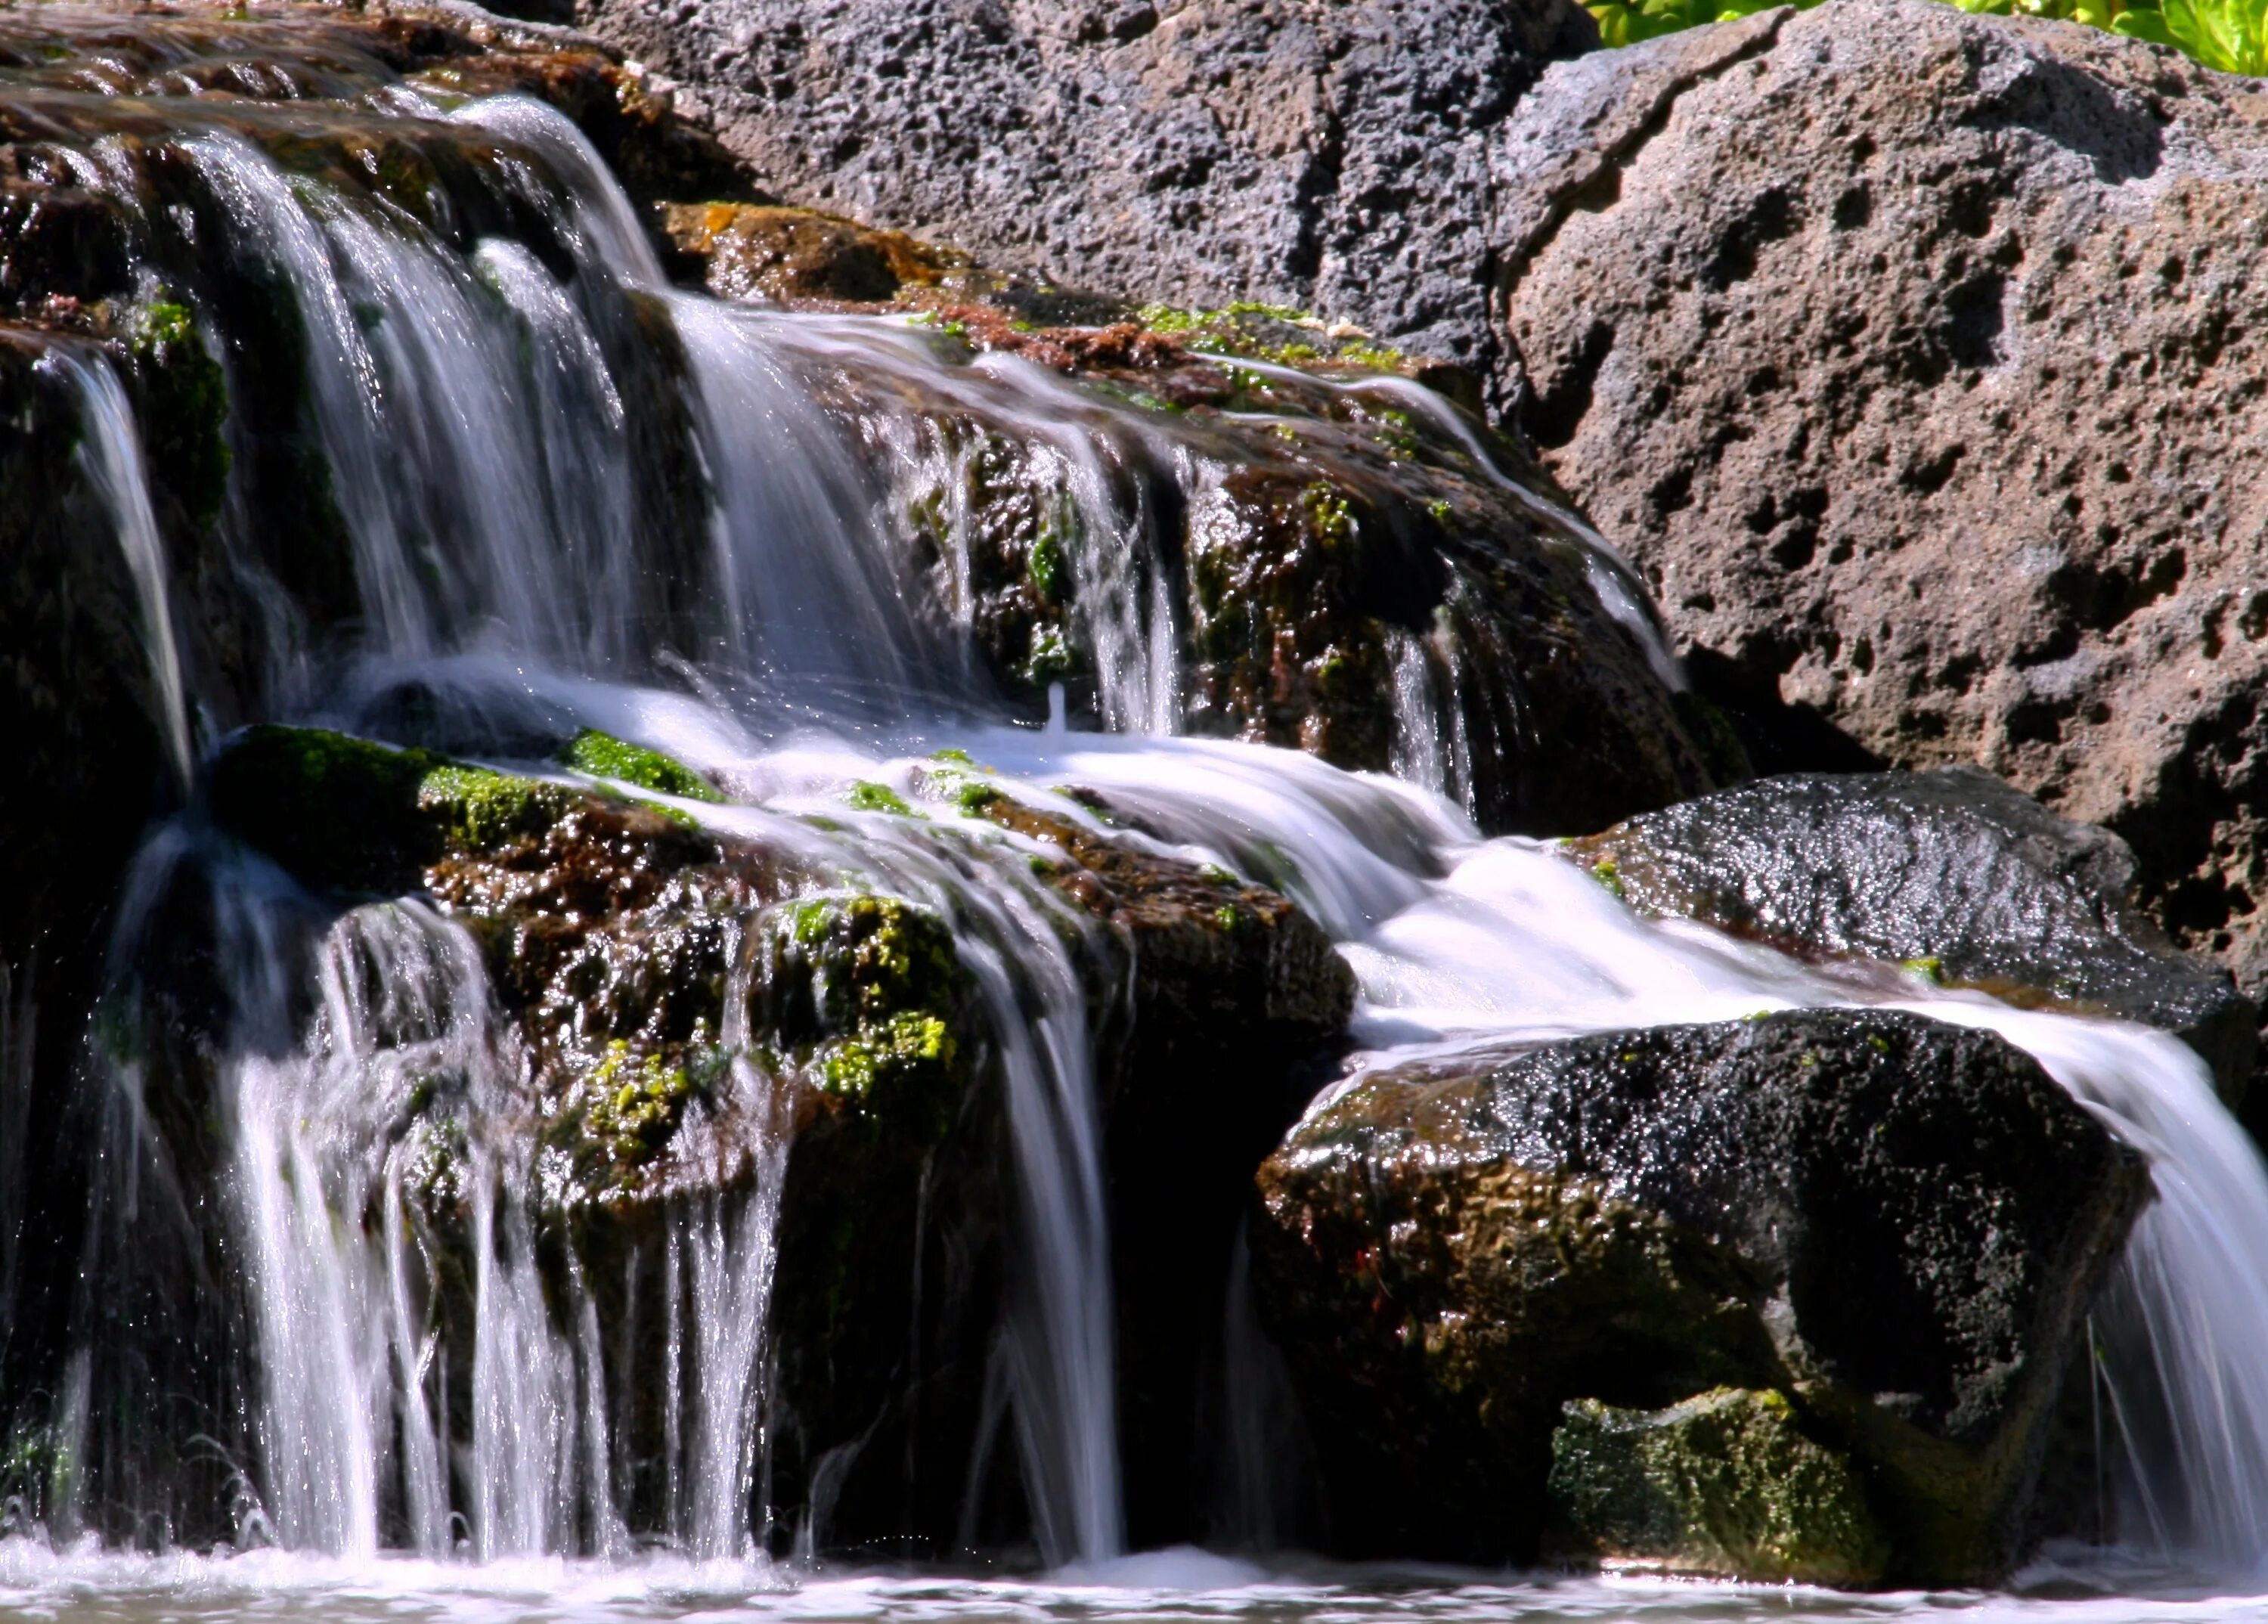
[14,11,2268,1587]
[43,348,195,793]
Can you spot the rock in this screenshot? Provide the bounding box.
[1250,1009,2148,1582]
[786,318,1724,835]
[1548,1387,1888,1585]
[1568,766,2257,1099]
[1489,0,2268,1058]
[658,203,971,302]
[195,727,1356,1552]
[578,0,1596,373]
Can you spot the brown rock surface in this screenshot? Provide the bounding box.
[1492,0,2268,1028]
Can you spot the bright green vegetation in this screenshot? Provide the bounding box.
[1549,1388,1889,1585]
[767,894,970,1136]
[1133,300,1413,373]
[581,1040,696,1161]
[420,762,567,851]
[1586,0,2263,72]
[561,728,722,801]
[845,779,919,816]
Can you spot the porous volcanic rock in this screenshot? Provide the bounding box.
[1491,0,2268,1046]
[1568,766,2257,1099]
[1250,1009,2148,1582]
[578,0,1596,370]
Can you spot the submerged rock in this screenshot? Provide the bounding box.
[1250,1009,2148,1583]
[1569,767,2257,1099]
[1548,1387,1888,1585]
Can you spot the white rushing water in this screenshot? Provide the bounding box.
[29,53,2268,1616]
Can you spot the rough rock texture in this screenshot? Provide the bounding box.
[1492,0,2268,1046]
[579,0,1595,371]
[1548,1387,1888,1584]
[1250,1009,2148,1582]
[1569,766,2256,1098]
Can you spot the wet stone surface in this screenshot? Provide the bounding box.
[1251,1008,2148,1584]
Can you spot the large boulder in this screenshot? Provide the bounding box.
[578,0,1597,371]
[1491,0,2268,1048]
[1567,766,2257,1099]
[1250,1009,2148,1583]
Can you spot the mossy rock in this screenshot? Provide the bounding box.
[755,893,971,1142]
[209,724,608,893]
[559,728,721,802]
[1549,1387,1889,1585]
[1251,1009,2148,1582]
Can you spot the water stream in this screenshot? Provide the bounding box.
[7,8,2268,1617]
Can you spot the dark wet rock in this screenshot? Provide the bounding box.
[799,321,1721,836]
[198,727,1355,1551]
[1486,0,2268,1065]
[1548,1387,1888,1585]
[1569,767,2257,1100]
[1250,1009,2148,1582]
[580,0,1598,373]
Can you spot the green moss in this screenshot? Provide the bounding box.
[1026,622,1078,683]
[583,1040,696,1160]
[762,894,971,1141]
[1029,528,1064,600]
[1212,904,1247,932]
[818,1009,956,1099]
[1591,858,1627,900]
[1902,956,1946,984]
[419,762,566,851]
[1302,483,1356,550]
[933,747,976,767]
[846,779,919,816]
[125,296,232,532]
[209,724,443,892]
[562,729,722,802]
[1549,1388,1888,1585]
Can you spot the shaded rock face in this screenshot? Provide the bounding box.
[1489,0,2268,1048]
[1569,767,2257,1099]
[580,0,1597,373]
[1250,1009,2147,1582]
[1549,1387,1888,1585]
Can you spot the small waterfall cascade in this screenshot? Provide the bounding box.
[4,2,2268,1592]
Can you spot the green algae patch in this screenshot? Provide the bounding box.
[418,762,571,851]
[845,779,919,816]
[760,893,971,1141]
[1549,1388,1888,1585]
[562,728,723,802]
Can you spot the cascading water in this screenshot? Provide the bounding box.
[9,6,2268,1614]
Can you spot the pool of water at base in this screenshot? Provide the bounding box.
[2,1544,2263,1624]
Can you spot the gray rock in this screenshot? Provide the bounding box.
[1491,0,2268,1055]
[1250,1008,2149,1582]
[1569,766,2258,1099]
[576,0,1597,377]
